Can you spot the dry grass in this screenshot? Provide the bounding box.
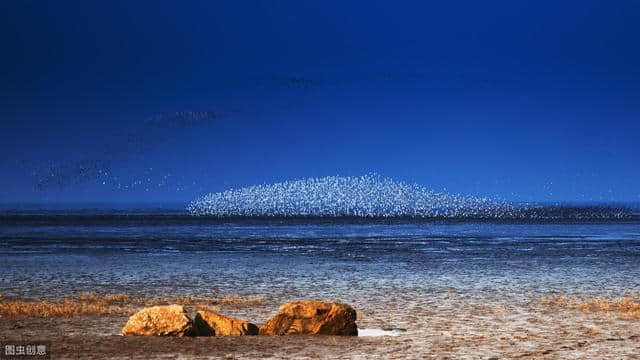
[0,292,133,317]
[77,292,131,304]
[540,292,640,320]
[0,292,267,318]
[138,294,267,308]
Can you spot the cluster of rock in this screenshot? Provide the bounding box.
[122,300,357,337]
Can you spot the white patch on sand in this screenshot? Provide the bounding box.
[358,328,402,337]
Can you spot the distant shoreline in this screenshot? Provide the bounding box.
[1,213,640,225]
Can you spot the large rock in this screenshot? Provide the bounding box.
[259,300,358,336]
[122,305,192,336]
[193,310,259,336]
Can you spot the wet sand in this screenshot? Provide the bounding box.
[1,291,638,359]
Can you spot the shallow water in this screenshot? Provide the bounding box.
[1,214,639,302]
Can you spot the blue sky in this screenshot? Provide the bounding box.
[1,1,639,204]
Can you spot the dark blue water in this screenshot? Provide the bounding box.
[1,208,639,304]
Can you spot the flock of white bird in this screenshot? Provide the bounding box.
[187,174,527,218]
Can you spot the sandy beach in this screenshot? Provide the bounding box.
[1,289,639,359]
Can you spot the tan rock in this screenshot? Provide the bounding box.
[122,305,192,336]
[193,310,259,336]
[259,300,358,336]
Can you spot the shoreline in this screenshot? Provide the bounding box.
[2,220,638,357]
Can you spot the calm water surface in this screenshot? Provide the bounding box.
[1,213,639,302]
